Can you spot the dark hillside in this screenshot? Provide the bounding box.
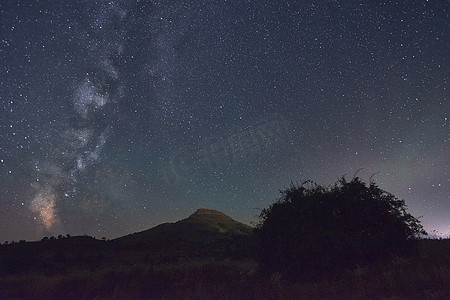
[113,208,255,259]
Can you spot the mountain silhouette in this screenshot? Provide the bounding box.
[113,208,254,258]
[0,208,255,277]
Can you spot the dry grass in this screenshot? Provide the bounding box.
[0,239,449,299]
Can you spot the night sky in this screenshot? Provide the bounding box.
[0,0,448,241]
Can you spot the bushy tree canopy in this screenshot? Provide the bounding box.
[256,176,426,277]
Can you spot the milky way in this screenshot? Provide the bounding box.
[0,0,448,241]
[26,0,128,233]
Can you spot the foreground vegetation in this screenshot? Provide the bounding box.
[0,238,449,299]
[256,177,426,277]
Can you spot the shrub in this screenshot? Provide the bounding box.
[255,176,426,278]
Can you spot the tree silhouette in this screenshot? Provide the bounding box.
[256,176,426,278]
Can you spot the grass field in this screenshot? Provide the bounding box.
[0,238,449,299]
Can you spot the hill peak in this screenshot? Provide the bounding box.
[189,208,227,218]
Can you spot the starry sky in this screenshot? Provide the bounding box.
[0,0,448,241]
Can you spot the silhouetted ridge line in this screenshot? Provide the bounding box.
[189,208,227,218]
